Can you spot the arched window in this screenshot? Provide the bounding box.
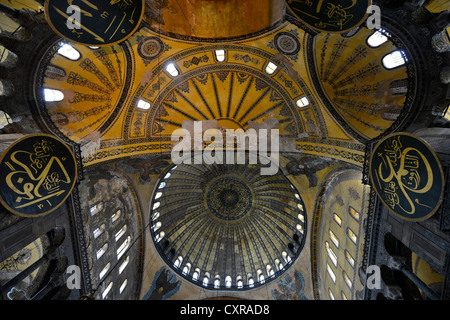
[111,209,122,223]
[214,275,221,288]
[328,288,335,300]
[266,265,274,277]
[153,221,162,232]
[347,228,357,244]
[202,272,210,286]
[275,259,283,270]
[326,263,336,283]
[115,225,127,242]
[333,213,342,227]
[183,263,191,275]
[192,268,201,281]
[257,269,265,283]
[345,250,355,268]
[296,224,304,234]
[90,202,104,216]
[158,182,166,189]
[282,251,291,263]
[349,206,360,221]
[119,256,129,274]
[248,275,254,288]
[343,271,352,290]
[329,229,339,248]
[265,62,278,75]
[116,236,131,259]
[325,241,338,267]
[174,256,183,268]
[225,275,232,288]
[102,282,113,299]
[155,231,165,243]
[152,202,160,211]
[96,243,108,259]
[215,49,226,62]
[93,224,106,239]
[165,63,179,77]
[57,43,81,61]
[236,276,243,289]
[119,279,128,294]
[152,212,160,221]
[367,29,389,48]
[137,99,151,110]
[382,50,407,69]
[99,262,111,279]
[43,88,64,102]
[296,96,310,108]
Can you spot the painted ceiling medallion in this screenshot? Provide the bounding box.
[273,31,301,57]
[150,159,307,290]
[284,0,371,33]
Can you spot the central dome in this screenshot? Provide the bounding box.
[150,161,307,290]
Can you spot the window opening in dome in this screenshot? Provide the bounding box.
[333,213,342,227]
[96,243,108,260]
[265,62,278,75]
[329,229,339,248]
[343,271,352,290]
[327,263,336,283]
[345,250,355,268]
[296,96,310,108]
[215,49,226,62]
[43,88,64,102]
[137,99,151,110]
[165,63,179,77]
[57,43,81,61]
[119,256,129,274]
[102,282,113,299]
[115,225,127,242]
[119,279,127,294]
[326,241,338,267]
[99,262,111,279]
[367,29,389,48]
[382,50,407,69]
[93,224,106,239]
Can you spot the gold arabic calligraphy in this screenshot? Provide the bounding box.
[375,136,433,215]
[287,0,359,30]
[52,0,140,43]
[4,139,73,211]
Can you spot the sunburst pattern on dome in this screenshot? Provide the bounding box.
[35,40,128,143]
[150,158,307,290]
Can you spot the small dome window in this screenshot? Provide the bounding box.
[296,96,310,108]
[43,88,64,102]
[165,63,179,77]
[57,43,81,61]
[265,62,278,75]
[367,29,389,48]
[382,50,407,69]
[137,99,151,110]
[215,49,226,62]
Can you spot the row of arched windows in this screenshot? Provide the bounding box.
[89,202,131,299]
[326,206,361,300]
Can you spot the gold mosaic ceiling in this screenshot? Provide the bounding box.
[33,0,414,167]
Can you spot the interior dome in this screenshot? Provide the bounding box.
[150,159,307,290]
